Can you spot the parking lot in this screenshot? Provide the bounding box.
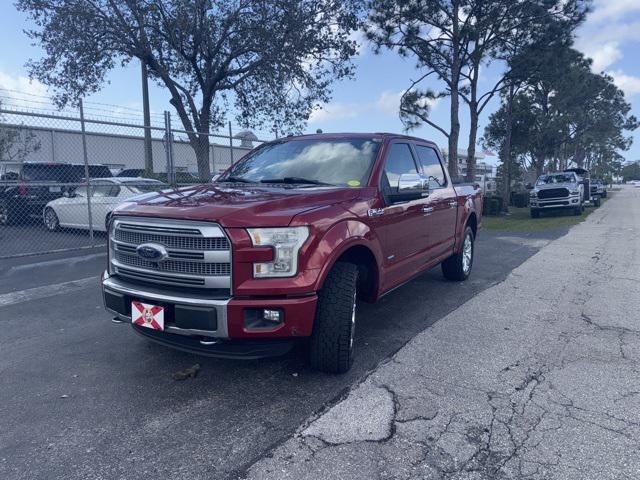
[0,226,565,480]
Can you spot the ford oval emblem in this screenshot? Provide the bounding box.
[136,243,168,262]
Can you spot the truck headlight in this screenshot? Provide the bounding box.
[247,227,309,278]
[107,218,116,275]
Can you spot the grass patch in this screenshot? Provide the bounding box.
[483,195,610,232]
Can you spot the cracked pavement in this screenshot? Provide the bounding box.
[244,186,640,480]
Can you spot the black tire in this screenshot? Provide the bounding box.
[602,190,607,198]
[442,226,474,281]
[593,197,601,207]
[105,213,112,232]
[43,207,60,231]
[0,199,18,226]
[309,262,359,374]
[530,208,540,218]
[573,205,583,216]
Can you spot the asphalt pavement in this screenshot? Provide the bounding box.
[245,186,640,480]
[0,222,567,480]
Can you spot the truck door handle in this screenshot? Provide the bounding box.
[422,206,434,214]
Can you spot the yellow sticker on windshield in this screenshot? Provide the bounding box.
[347,180,361,187]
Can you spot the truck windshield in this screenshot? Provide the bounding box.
[536,174,575,185]
[219,138,381,187]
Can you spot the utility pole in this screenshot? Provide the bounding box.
[141,59,154,175]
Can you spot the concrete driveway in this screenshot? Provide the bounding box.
[245,186,640,480]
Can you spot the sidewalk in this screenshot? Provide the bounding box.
[245,187,640,480]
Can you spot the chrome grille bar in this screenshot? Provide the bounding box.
[110,217,232,291]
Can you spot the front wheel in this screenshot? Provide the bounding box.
[43,207,60,231]
[309,262,358,374]
[593,197,601,207]
[442,226,474,281]
[573,205,583,216]
[530,208,540,218]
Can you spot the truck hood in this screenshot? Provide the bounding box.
[113,183,360,228]
[534,182,577,192]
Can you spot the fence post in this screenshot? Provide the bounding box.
[79,99,95,245]
[228,121,234,166]
[164,111,175,186]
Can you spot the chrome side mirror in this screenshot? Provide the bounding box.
[398,173,428,192]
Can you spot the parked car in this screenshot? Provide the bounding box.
[591,179,607,198]
[0,162,112,225]
[116,168,145,178]
[564,167,600,206]
[43,177,165,232]
[529,172,584,218]
[102,133,483,373]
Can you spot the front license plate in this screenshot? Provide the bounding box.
[49,186,62,193]
[131,301,165,331]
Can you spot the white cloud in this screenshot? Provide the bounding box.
[375,89,439,116]
[587,41,623,71]
[310,90,440,125]
[309,102,360,123]
[608,70,640,97]
[589,0,640,23]
[0,71,48,99]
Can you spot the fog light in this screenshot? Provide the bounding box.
[263,309,282,322]
[244,308,284,330]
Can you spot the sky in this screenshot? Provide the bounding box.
[0,0,639,166]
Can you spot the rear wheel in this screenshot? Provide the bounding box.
[309,262,358,374]
[43,207,60,231]
[442,226,474,281]
[0,200,18,226]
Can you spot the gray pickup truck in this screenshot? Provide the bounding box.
[529,172,584,218]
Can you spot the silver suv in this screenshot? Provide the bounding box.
[529,172,584,218]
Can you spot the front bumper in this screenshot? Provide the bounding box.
[530,196,580,208]
[102,272,318,358]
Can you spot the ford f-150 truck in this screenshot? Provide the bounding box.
[102,133,482,373]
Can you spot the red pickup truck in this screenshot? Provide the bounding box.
[102,133,482,373]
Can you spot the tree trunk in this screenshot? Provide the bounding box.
[447,0,461,182]
[192,134,211,181]
[466,103,478,183]
[535,155,545,177]
[502,84,515,211]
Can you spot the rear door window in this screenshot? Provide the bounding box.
[414,145,446,188]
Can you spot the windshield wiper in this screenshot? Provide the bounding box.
[219,176,253,183]
[259,177,334,186]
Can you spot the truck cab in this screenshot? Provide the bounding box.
[102,133,482,373]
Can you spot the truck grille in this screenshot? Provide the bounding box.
[538,188,569,199]
[110,217,232,291]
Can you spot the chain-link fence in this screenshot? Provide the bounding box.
[0,95,271,259]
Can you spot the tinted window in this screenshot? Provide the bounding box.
[221,138,381,186]
[383,143,418,189]
[1,164,21,181]
[415,145,446,188]
[22,164,77,183]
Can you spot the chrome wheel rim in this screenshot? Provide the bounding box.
[44,209,57,230]
[462,233,472,274]
[349,291,356,349]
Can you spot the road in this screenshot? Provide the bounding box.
[245,186,640,480]
[0,226,567,480]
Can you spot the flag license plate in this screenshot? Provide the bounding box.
[131,301,165,331]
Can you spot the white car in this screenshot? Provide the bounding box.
[43,177,165,232]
